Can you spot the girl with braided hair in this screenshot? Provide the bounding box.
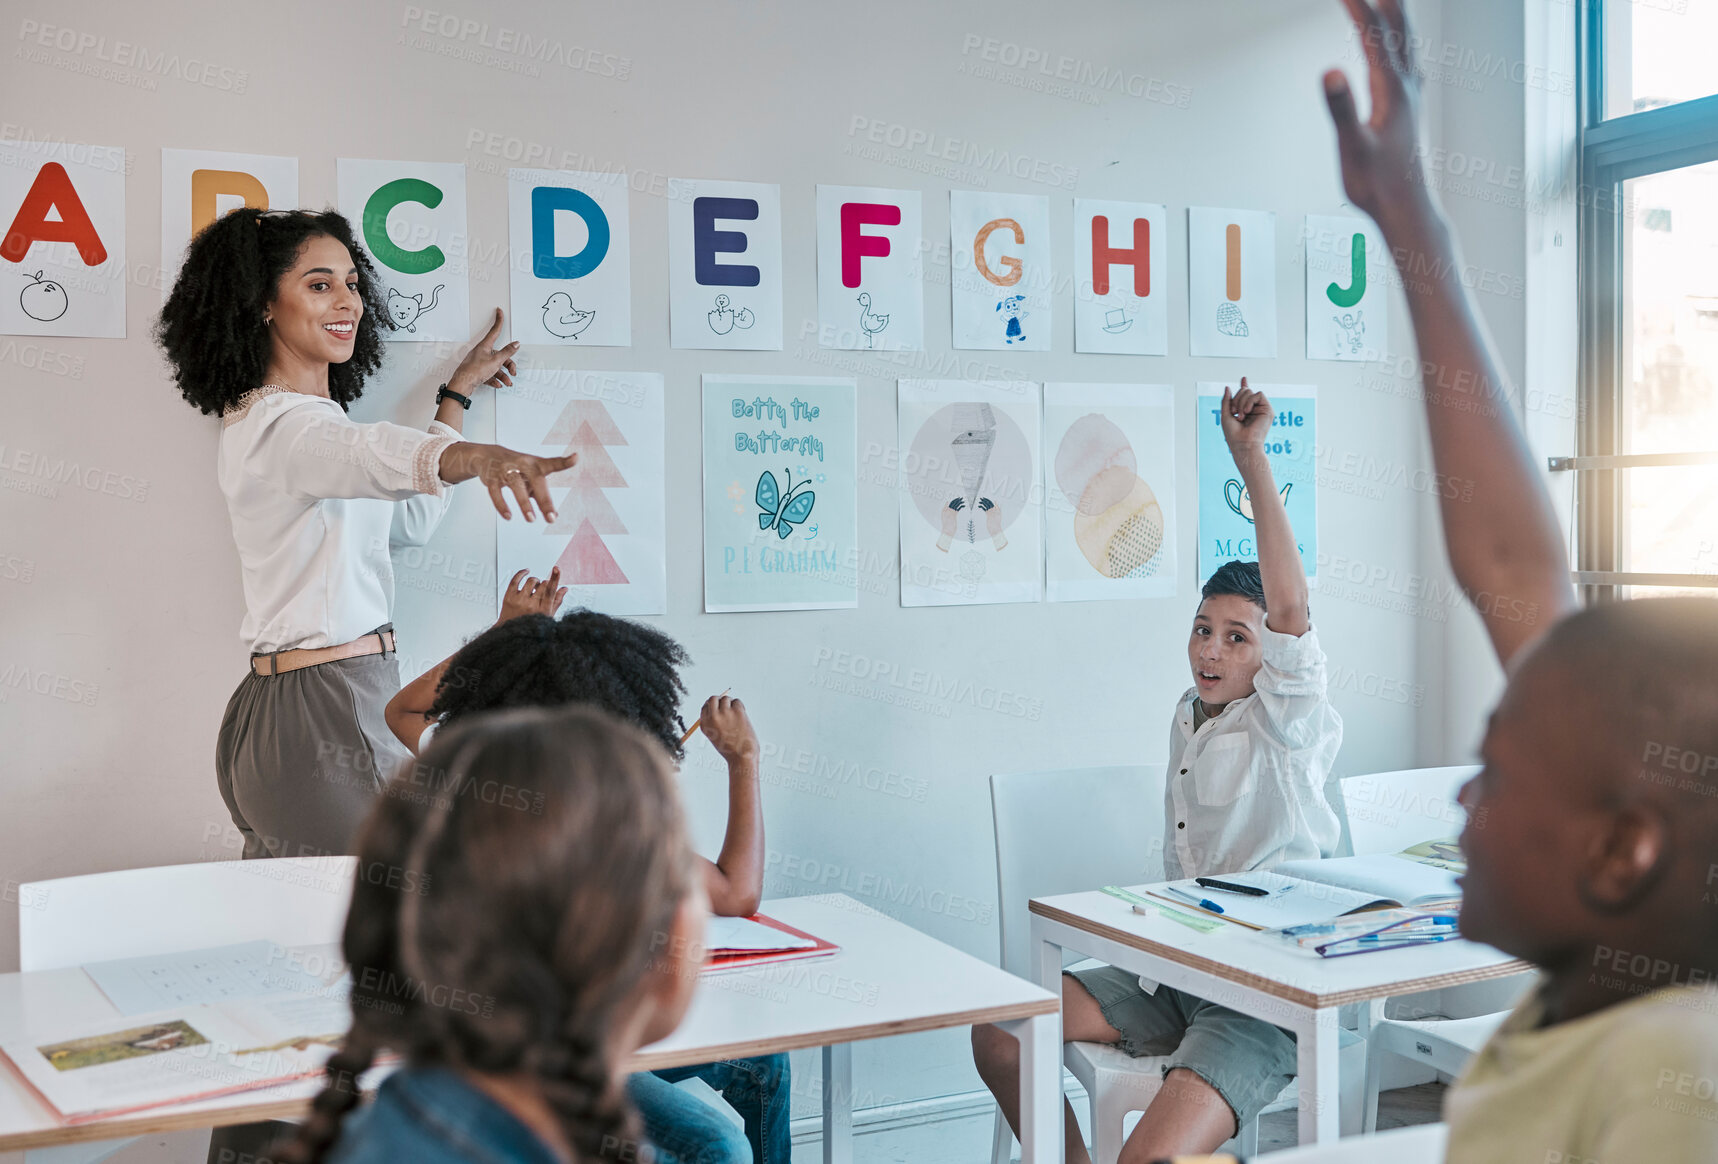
[381,571,789,1164]
[276,705,706,1164]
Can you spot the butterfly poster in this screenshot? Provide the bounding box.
[701,374,857,612]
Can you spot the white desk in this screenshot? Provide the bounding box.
[1030,886,1530,1148]
[1,894,1061,1163]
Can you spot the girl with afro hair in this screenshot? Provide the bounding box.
[383,568,791,1164]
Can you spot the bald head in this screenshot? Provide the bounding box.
[1515,597,1718,812]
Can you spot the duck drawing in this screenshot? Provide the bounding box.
[541,292,595,340]
[707,294,755,335]
[856,292,889,348]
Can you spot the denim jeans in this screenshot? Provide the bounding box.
[629,1054,791,1164]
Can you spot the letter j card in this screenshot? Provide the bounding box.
[1305,214,1386,361]
[701,375,857,612]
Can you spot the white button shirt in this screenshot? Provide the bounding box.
[1162,623,1344,881]
[218,386,462,654]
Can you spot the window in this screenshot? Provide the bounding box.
[1574,0,1718,599]
[1600,0,1718,119]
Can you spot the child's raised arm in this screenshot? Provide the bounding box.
[382,568,566,752]
[1323,0,1577,666]
[695,694,764,917]
[1221,380,1309,637]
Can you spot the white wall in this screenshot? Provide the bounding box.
[0,0,1545,1128]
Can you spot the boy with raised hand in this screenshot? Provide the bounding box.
[1325,2,1718,1159]
[974,379,1344,1162]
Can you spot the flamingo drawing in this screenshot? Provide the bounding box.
[857,292,889,348]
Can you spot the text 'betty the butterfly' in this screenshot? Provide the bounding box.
[756,468,815,539]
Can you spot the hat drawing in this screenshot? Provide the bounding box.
[1102,307,1133,333]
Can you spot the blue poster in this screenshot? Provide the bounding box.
[702,375,858,612]
[1196,383,1317,586]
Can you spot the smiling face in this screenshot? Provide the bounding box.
[1188,593,1267,708]
[265,233,362,366]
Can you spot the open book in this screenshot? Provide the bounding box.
[1146,845,1463,931]
[0,992,350,1125]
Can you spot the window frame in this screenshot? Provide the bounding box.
[1574,0,1718,601]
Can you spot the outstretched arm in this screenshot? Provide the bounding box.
[1324,0,1577,666]
[1222,381,1309,637]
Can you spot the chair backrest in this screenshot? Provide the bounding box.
[1256,1121,1446,1161]
[18,856,357,972]
[989,764,1166,978]
[1339,766,1479,856]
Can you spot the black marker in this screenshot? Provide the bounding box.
[1195,876,1270,897]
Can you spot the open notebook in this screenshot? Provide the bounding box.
[702,913,838,972]
[0,992,352,1125]
[1146,847,1462,931]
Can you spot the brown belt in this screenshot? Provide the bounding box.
[251,629,395,677]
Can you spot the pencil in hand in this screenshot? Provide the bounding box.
[678,687,733,746]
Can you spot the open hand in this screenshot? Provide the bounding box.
[439,442,577,522]
[498,567,566,622]
[449,308,519,394]
[1220,378,1275,450]
[1324,0,1430,229]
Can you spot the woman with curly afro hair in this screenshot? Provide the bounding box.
[381,569,792,1164]
[156,206,576,868]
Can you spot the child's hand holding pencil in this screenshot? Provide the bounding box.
[680,690,759,768]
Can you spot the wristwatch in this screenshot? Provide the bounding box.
[435,383,472,410]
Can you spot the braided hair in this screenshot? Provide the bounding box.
[428,610,692,761]
[279,706,698,1164]
[155,207,389,416]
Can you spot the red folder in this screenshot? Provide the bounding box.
[701,912,839,972]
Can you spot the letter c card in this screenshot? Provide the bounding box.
[337,158,470,344]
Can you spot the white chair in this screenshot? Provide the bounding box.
[1256,1121,1447,1162]
[1337,767,1529,1131]
[1339,765,1478,858]
[987,766,1363,1163]
[19,855,357,971]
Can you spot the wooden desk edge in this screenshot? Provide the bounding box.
[627,995,1059,1072]
[0,1095,317,1152]
[0,997,1059,1150]
[1029,900,1533,1009]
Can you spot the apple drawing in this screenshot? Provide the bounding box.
[20,270,69,322]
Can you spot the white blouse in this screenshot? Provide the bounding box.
[218,385,462,654]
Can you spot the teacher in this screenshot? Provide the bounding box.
[157,206,573,862]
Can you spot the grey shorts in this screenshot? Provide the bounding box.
[1068,965,1297,1132]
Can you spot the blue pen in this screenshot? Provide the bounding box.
[1163,885,1225,915]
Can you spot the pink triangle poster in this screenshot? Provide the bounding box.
[495,368,665,616]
